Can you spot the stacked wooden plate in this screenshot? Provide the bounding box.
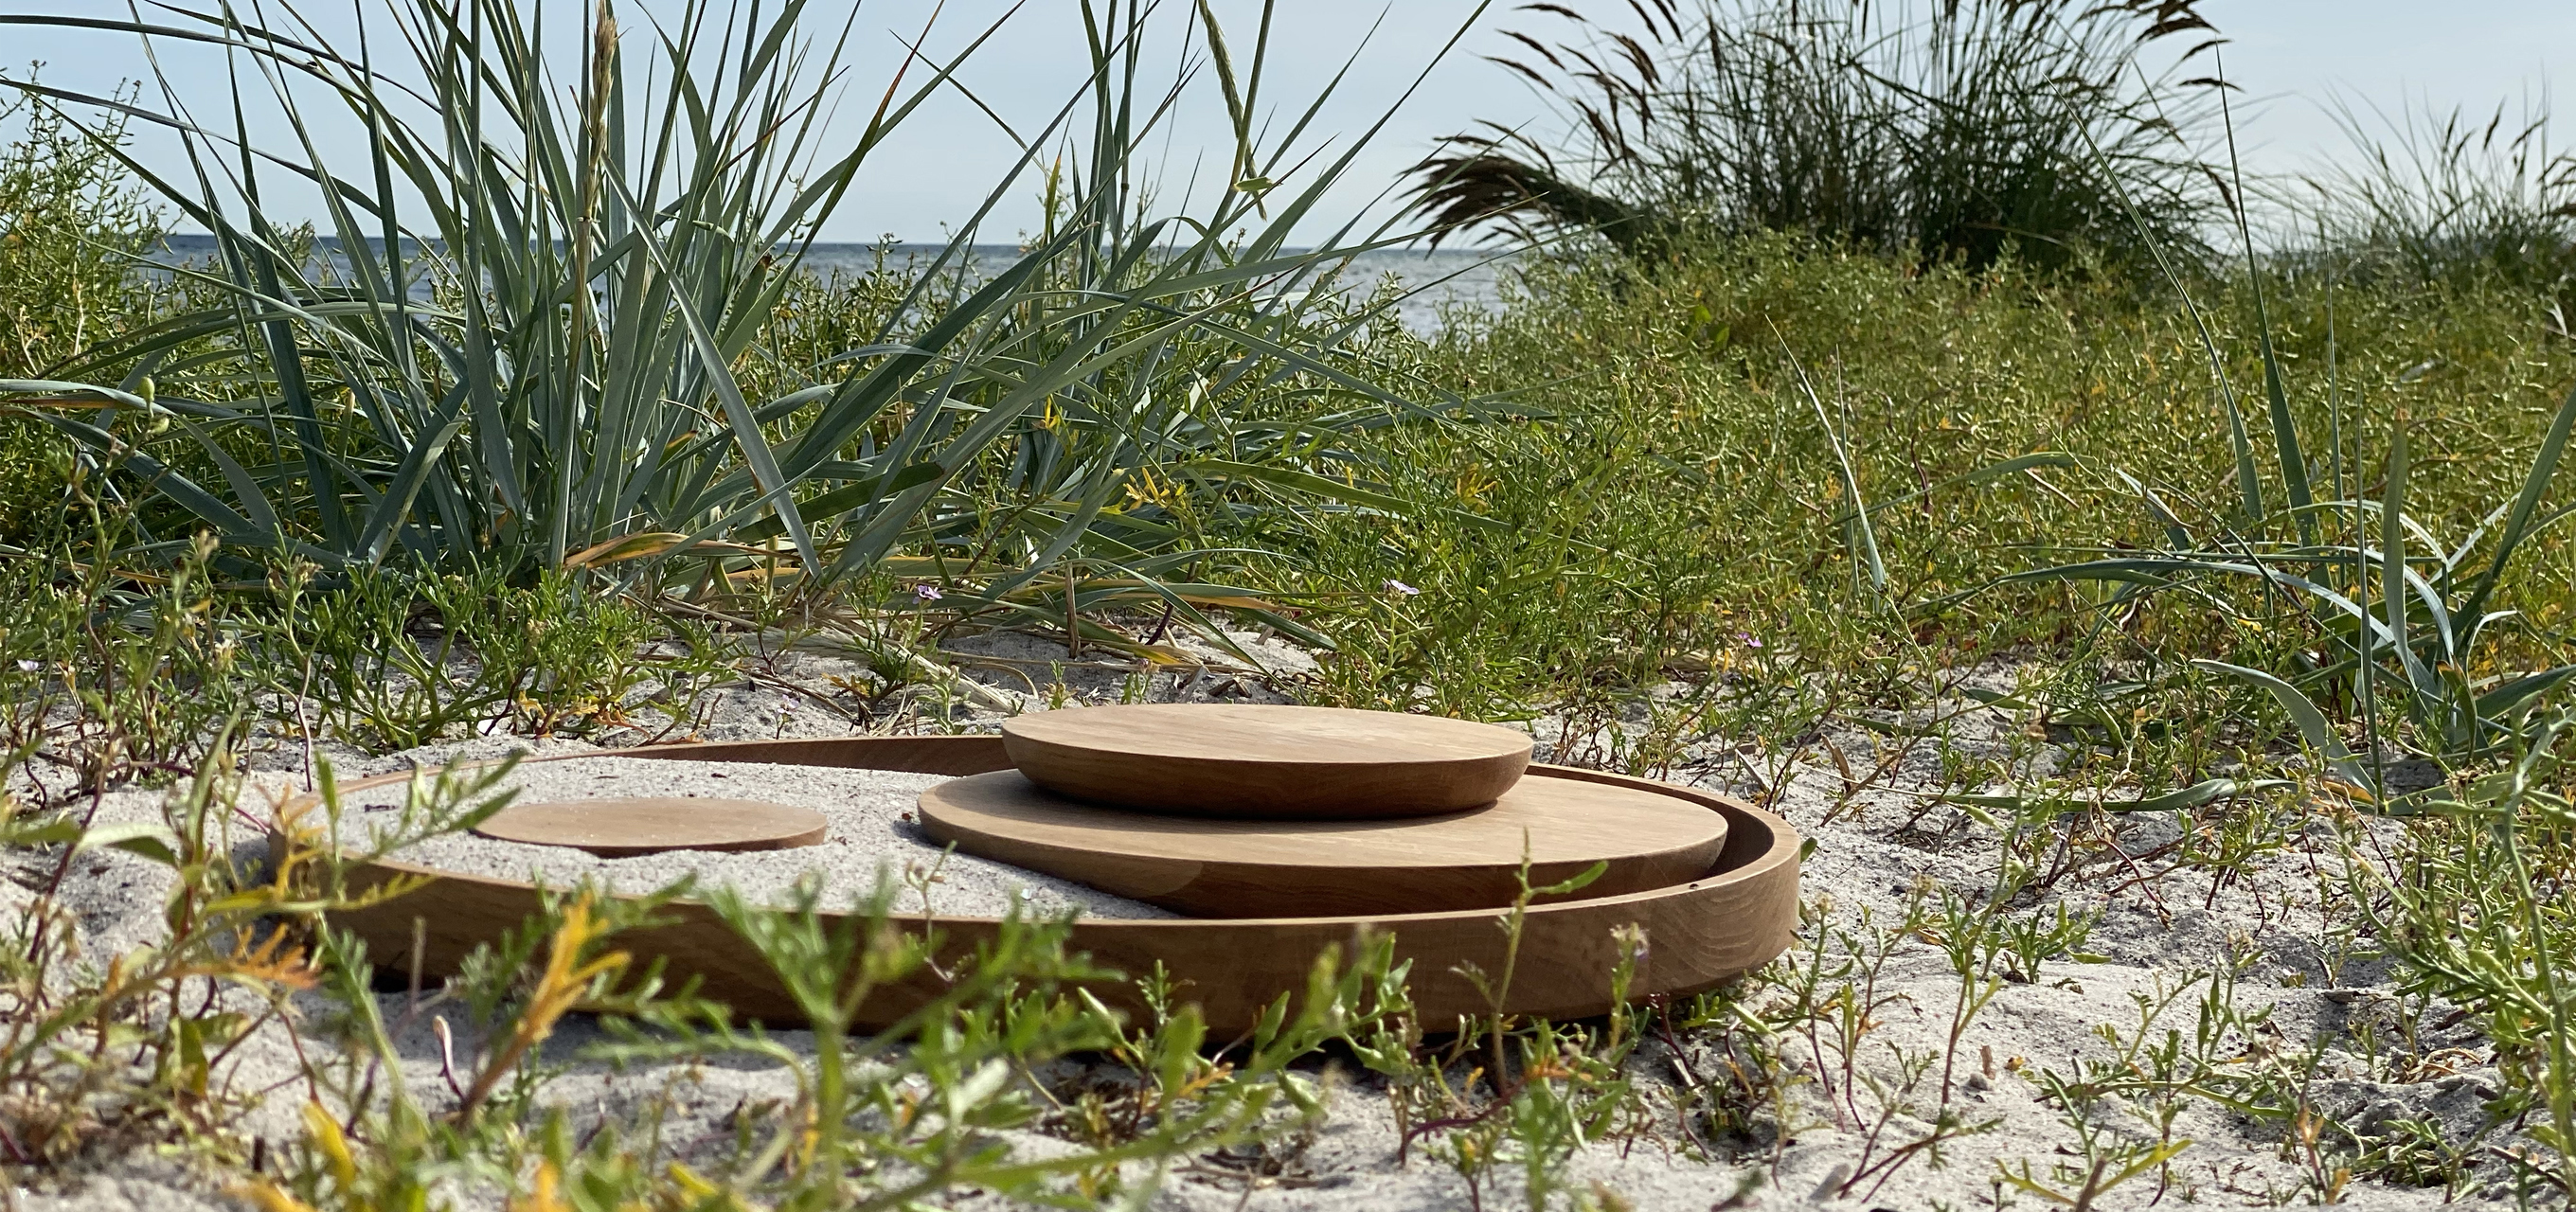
[923,704,1728,918]
[315,705,1799,1031]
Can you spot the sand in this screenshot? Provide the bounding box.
[8,637,2541,1209]
[342,757,1175,920]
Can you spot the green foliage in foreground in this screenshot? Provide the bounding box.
[0,81,157,380]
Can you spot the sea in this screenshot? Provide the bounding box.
[145,236,1516,335]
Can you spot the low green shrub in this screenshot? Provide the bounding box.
[0,78,161,544]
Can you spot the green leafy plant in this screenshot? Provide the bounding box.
[0,73,163,544]
[0,72,159,381]
[1991,332,2576,798]
[2357,710,2576,1198]
[261,564,725,749]
[0,725,511,1169]
[1389,857,1655,1212]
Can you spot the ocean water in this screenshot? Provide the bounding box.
[146,236,1514,334]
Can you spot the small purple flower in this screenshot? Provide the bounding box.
[13,659,37,673]
[1736,631,1762,650]
[1384,579,1420,597]
[913,583,944,601]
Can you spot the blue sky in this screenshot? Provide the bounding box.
[4,1,2569,242]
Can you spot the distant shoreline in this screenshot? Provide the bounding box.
[140,234,1513,259]
[138,236,1517,332]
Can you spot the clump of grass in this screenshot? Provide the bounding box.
[1404,0,2222,272]
[0,525,732,788]
[256,563,734,750]
[0,0,1476,625]
[0,0,1496,746]
[2298,93,2576,300]
[1984,91,2576,792]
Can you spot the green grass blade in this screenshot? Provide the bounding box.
[17,409,267,544]
[2380,416,2440,704]
[2460,378,2576,632]
[2478,667,2576,721]
[2256,324,2314,541]
[2191,659,2376,794]
[2224,84,2315,543]
[1781,343,1883,596]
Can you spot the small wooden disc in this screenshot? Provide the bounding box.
[919,771,1726,917]
[1001,704,1532,819]
[472,797,829,858]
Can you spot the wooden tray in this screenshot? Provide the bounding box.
[308,736,1799,1032]
[919,770,1726,917]
[1001,704,1532,818]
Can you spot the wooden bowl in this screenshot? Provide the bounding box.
[1000,704,1533,818]
[305,736,1799,1032]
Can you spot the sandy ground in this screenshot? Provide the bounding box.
[3,631,2540,1210]
[347,757,1172,919]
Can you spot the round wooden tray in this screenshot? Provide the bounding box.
[1001,704,1532,818]
[305,736,1799,1032]
[474,797,828,857]
[919,769,1727,918]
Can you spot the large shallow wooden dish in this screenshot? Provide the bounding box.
[920,769,1726,918]
[309,736,1799,1032]
[1001,704,1533,818]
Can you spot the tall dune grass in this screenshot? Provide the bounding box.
[1404,0,2223,271]
[0,0,1475,603]
[2294,94,2576,298]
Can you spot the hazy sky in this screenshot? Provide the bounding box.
[4,1,2569,242]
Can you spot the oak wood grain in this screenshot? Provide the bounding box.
[474,797,828,857]
[918,769,1726,917]
[309,736,1800,1032]
[1001,704,1532,818]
